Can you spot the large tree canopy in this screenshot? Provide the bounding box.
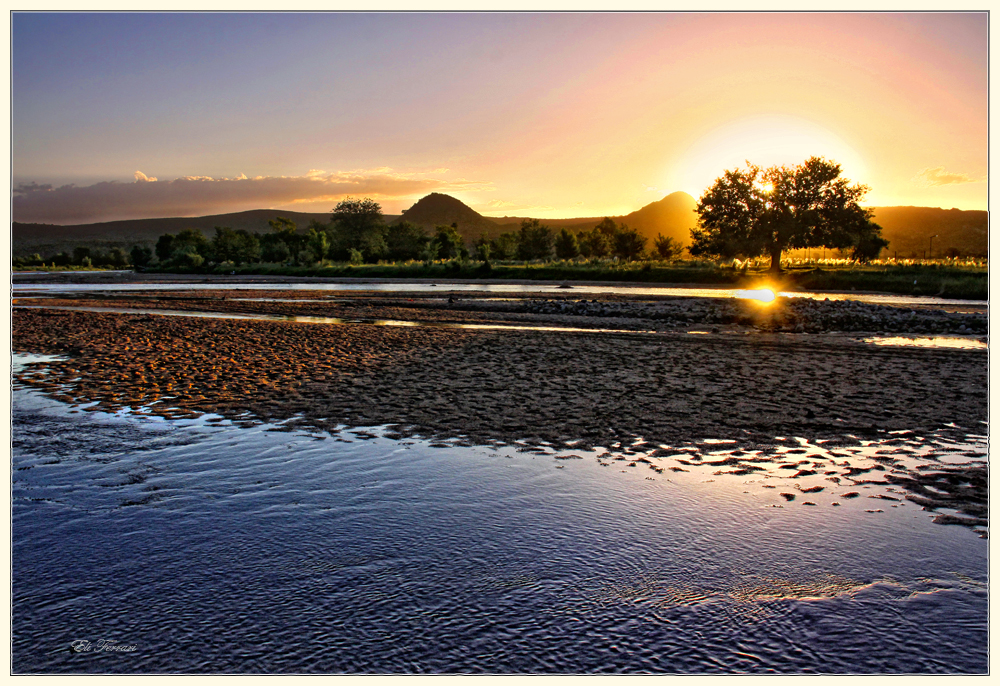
[690,157,887,271]
[328,197,387,261]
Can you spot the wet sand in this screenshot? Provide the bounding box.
[12,290,988,531]
[13,295,986,442]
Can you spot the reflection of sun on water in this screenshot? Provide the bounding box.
[736,288,776,304]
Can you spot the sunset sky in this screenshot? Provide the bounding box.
[11,11,988,224]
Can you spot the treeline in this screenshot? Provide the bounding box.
[14,197,688,271]
[13,246,135,269]
[148,198,684,269]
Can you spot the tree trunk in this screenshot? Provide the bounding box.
[768,244,783,273]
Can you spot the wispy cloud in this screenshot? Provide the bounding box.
[914,166,981,187]
[13,169,492,224]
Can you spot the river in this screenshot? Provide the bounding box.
[11,354,988,673]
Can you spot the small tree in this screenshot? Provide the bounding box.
[307,226,329,262]
[516,219,553,261]
[554,227,580,259]
[489,232,519,261]
[386,221,430,261]
[212,227,260,264]
[435,224,464,260]
[329,197,387,261]
[108,247,131,268]
[260,237,291,263]
[421,240,440,263]
[172,247,204,269]
[612,225,647,261]
[473,233,492,262]
[594,217,618,239]
[173,229,210,258]
[155,234,175,262]
[653,234,683,260]
[691,157,885,272]
[130,245,153,268]
[72,247,91,265]
[577,228,610,259]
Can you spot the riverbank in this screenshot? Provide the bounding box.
[13,259,989,299]
[12,289,988,532]
[14,304,987,442]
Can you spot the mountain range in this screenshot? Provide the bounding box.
[11,193,987,258]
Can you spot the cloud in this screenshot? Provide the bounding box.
[13,169,493,224]
[13,182,53,194]
[914,167,981,187]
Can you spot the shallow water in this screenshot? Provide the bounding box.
[862,336,988,350]
[10,362,988,674]
[11,280,985,308]
[12,305,653,336]
[14,304,987,350]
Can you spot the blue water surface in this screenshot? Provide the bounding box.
[10,375,988,674]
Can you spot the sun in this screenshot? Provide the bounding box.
[670,115,869,198]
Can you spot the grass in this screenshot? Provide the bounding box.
[15,256,987,300]
[142,258,989,300]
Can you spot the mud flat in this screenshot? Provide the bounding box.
[12,291,988,532]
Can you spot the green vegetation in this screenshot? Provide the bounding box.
[12,193,986,299]
[692,157,886,271]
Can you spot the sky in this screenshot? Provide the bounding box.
[10,11,988,224]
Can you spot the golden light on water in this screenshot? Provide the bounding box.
[736,288,777,304]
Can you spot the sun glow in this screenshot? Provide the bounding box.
[736,288,777,304]
[671,115,869,198]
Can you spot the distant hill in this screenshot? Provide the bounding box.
[623,192,699,245]
[489,192,700,245]
[394,193,500,240]
[869,206,987,258]
[12,209,338,256]
[12,194,986,260]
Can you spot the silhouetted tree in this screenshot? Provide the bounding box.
[516,219,553,261]
[386,221,430,261]
[261,239,291,264]
[691,157,885,272]
[265,217,306,258]
[212,227,261,264]
[155,234,175,262]
[554,227,580,259]
[489,232,519,260]
[173,229,210,256]
[307,226,329,262]
[612,225,647,261]
[172,248,204,269]
[434,224,464,260]
[653,234,683,260]
[108,247,131,268]
[473,233,492,262]
[577,228,610,258]
[421,239,440,263]
[329,197,387,261]
[73,247,91,264]
[130,245,153,269]
[152,229,209,267]
[578,217,621,259]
